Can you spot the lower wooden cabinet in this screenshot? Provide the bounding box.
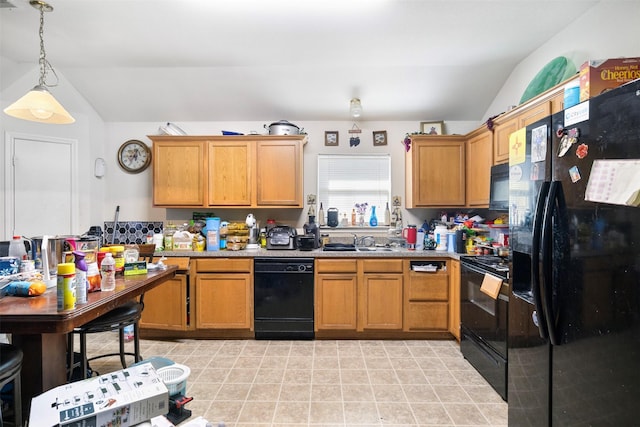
[404,260,450,331]
[140,257,190,330]
[315,259,404,332]
[315,259,357,330]
[193,258,253,330]
[359,259,404,331]
[360,274,403,330]
[315,274,358,330]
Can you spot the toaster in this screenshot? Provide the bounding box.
[266,226,297,250]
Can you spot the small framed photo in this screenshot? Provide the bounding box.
[373,130,387,146]
[325,131,339,146]
[420,121,445,135]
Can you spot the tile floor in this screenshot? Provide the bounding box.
[81,333,507,426]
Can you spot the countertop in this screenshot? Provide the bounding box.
[155,247,464,259]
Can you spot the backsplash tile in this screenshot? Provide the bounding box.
[104,221,163,245]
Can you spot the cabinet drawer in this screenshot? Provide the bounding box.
[152,256,190,270]
[196,258,252,273]
[316,259,357,273]
[362,259,403,273]
[406,301,448,330]
[408,272,449,300]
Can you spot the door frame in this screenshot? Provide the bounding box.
[3,131,79,238]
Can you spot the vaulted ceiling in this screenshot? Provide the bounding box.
[1,0,601,122]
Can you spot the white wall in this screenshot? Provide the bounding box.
[483,0,640,121]
[0,63,107,239]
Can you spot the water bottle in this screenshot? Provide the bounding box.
[8,235,28,260]
[100,252,116,291]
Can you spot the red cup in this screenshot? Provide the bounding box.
[403,225,417,245]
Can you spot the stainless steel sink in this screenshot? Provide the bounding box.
[356,247,393,252]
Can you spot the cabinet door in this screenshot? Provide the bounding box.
[256,140,302,206]
[208,141,252,206]
[493,117,517,165]
[518,101,551,127]
[406,137,466,207]
[448,260,461,340]
[152,141,206,206]
[406,302,449,330]
[316,274,357,330]
[140,273,188,330]
[359,274,403,330]
[195,273,252,329]
[466,129,493,207]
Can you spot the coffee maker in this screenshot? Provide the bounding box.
[245,213,260,250]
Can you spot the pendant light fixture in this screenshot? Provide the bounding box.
[3,0,75,124]
[349,98,362,118]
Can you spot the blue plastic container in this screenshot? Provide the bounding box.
[206,217,221,251]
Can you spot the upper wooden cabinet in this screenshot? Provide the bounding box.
[152,140,207,206]
[465,128,493,207]
[491,76,575,165]
[405,135,466,208]
[150,135,306,208]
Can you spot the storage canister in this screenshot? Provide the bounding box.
[206,217,221,251]
[109,245,125,273]
[434,225,448,251]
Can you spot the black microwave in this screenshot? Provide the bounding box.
[489,163,509,211]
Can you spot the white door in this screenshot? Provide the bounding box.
[4,133,78,238]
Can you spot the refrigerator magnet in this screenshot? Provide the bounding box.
[569,165,582,183]
[576,143,589,159]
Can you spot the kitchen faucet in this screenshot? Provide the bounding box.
[352,234,375,247]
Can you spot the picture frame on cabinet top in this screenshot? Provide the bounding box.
[325,131,339,146]
[373,130,387,146]
[420,121,445,135]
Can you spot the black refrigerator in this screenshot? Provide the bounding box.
[508,79,640,426]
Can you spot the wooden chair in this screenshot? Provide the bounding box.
[67,244,155,380]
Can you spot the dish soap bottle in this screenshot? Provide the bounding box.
[369,206,378,227]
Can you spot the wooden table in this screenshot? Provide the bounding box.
[0,265,177,414]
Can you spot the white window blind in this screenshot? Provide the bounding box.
[317,154,391,223]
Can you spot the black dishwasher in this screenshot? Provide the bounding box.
[254,258,314,339]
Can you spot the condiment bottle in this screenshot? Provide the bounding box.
[318,203,325,227]
[384,202,391,226]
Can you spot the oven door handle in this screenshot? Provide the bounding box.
[461,262,508,302]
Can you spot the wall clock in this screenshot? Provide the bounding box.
[117,139,152,173]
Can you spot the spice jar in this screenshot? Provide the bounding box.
[320,234,330,248]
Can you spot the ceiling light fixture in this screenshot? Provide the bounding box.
[349,98,362,118]
[3,0,75,124]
